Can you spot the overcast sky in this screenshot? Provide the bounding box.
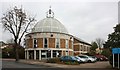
[0,0,119,43]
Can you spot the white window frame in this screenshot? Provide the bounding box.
[66,39,69,49]
[55,38,60,48]
[43,38,49,48]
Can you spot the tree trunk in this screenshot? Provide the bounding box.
[15,45,19,61]
[14,39,19,61]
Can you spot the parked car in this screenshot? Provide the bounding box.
[90,56,97,62]
[60,56,81,64]
[95,54,108,61]
[75,56,88,63]
[79,55,96,63]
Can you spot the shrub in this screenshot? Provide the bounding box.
[47,57,79,65]
[47,57,60,63]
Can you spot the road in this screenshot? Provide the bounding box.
[1,59,117,70]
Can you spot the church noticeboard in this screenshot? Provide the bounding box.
[112,48,120,69]
[112,48,120,54]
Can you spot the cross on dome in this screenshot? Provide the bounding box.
[46,6,54,18]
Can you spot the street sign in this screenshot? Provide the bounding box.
[119,48,120,54]
[112,48,120,69]
[112,48,120,54]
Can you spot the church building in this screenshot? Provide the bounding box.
[25,7,91,60]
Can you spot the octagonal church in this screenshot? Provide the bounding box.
[25,7,91,60]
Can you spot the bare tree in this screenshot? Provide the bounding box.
[96,38,105,48]
[6,38,14,44]
[1,6,35,61]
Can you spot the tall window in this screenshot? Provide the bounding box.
[33,38,37,48]
[84,46,86,51]
[56,38,60,48]
[44,38,48,48]
[66,39,68,49]
[81,45,83,51]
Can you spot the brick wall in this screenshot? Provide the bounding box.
[60,39,65,48]
[37,38,43,48]
[74,45,79,51]
[49,38,55,48]
[27,39,33,48]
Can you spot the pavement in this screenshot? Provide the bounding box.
[2,59,69,68]
[19,59,113,68]
[2,58,119,70]
[2,58,113,68]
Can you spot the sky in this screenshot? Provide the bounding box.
[0,0,119,43]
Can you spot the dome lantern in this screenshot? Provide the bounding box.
[46,6,54,18]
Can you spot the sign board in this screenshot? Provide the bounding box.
[119,48,120,53]
[112,48,120,54]
[112,48,120,69]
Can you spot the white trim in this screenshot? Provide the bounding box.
[74,51,88,53]
[65,39,69,49]
[43,38,44,48]
[39,50,41,60]
[51,50,53,58]
[55,38,57,48]
[34,50,36,60]
[25,48,73,51]
[25,33,71,40]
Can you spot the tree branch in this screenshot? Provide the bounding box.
[18,18,35,44]
[3,17,16,38]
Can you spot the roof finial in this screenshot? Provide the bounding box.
[46,6,54,18]
[49,6,51,8]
